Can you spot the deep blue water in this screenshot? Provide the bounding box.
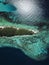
[0,0,49,65]
[0,47,49,65]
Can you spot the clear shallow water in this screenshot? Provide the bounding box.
[0,0,49,65]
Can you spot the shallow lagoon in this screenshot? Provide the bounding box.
[0,17,49,61]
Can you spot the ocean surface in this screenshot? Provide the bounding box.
[0,47,49,65]
[0,0,49,65]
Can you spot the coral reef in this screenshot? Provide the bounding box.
[0,17,49,61]
[0,0,49,61]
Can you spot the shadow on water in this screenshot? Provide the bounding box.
[0,47,49,65]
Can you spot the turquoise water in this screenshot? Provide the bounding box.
[0,18,49,61]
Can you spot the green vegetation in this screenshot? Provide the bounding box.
[0,27,34,37]
[16,28,34,35]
